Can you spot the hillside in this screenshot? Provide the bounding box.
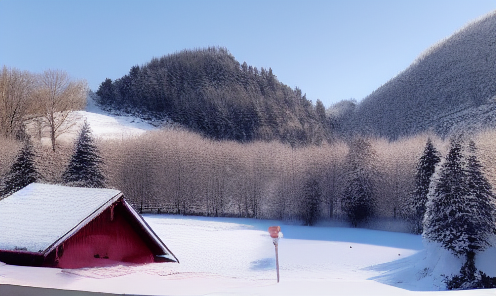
[333,11,496,140]
[96,47,329,145]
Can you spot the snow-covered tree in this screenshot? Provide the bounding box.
[423,137,468,256]
[411,138,441,234]
[424,137,496,289]
[1,139,40,197]
[62,121,105,188]
[342,137,376,227]
[424,137,496,256]
[463,140,496,252]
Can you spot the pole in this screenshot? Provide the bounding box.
[274,240,280,283]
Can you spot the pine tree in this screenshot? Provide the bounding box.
[463,141,496,252]
[302,177,321,226]
[411,138,441,234]
[1,139,40,197]
[342,138,376,227]
[423,137,469,256]
[62,121,105,188]
[425,138,496,289]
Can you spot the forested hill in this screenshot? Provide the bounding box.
[96,47,328,145]
[333,11,496,140]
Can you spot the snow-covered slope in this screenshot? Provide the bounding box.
[30,96,159,147]
[338,10,496,140]
[0,215,495,295]
[78,95,158,140]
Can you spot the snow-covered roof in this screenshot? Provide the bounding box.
[0,183,122,253]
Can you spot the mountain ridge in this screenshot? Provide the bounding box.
[335,10,496,140]
[96,47,329,146]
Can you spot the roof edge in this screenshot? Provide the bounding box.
[122,200,179,263]
[42,191,124,256]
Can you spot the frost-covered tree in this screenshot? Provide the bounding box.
[62,121,105,188]
[424,137,496,256]
[301,177,321,226]
[423,137,468,256]
[342,137,376,227]
[411,138,441,234]
[423,137,496,289]
[1,139,40,197]
[463,140,496,251]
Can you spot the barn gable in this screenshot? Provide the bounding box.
[0,183,178,268]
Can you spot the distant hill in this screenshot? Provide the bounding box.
[96,47,328,145]
[332,11,496,140]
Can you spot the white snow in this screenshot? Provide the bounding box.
[28,95,159,146]
[0,183,121,253]
[78,95,158,140]
[1,214,495,295]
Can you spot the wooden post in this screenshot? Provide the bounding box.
[274,240,280,283]
[268,226,282,283]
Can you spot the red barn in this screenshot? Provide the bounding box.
[0,183,178,269]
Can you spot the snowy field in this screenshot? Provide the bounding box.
[1,215,496,296]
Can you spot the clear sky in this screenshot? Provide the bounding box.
[1,0,495,107]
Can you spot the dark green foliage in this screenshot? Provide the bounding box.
[464,141,496,251]
[1,139,40,197]
[62,121,105,188]
[445,251,496,290]
[302,177,321,226]
[423,137,469,256]
[96,47,327,145]
[425,137,496,290]
[342,138,376,227]
[95,78,114,106]
[424,137,496,256]
[411,138,441,234]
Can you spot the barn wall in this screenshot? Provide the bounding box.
[54,201,155,269]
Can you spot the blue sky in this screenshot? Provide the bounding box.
[1,0,495,107]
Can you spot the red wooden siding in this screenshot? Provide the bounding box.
[51,200,155,269]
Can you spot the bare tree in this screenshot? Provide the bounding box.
[0,66,36,139]
[35,69,87,151]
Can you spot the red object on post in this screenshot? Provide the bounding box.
[268,226,281,238]
[268,226,281,283]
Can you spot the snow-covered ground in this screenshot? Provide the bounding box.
[1,215,495,295]
[6,99,496,295]
[77,95,158,140]
[30,95,159,146]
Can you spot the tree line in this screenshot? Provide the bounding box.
[3,126,496,232]
[96,47,329,145]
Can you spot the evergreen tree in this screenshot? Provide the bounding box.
[423,137,469,256]
[302,177,321,226]
[315,99,327,125]
[342,138,376,227]
[425,138,496,289]
[62,121,105,188]
[463,141,496,251]
[1,139,40,197]
[96,78,115,106]
[411,138,441,234]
